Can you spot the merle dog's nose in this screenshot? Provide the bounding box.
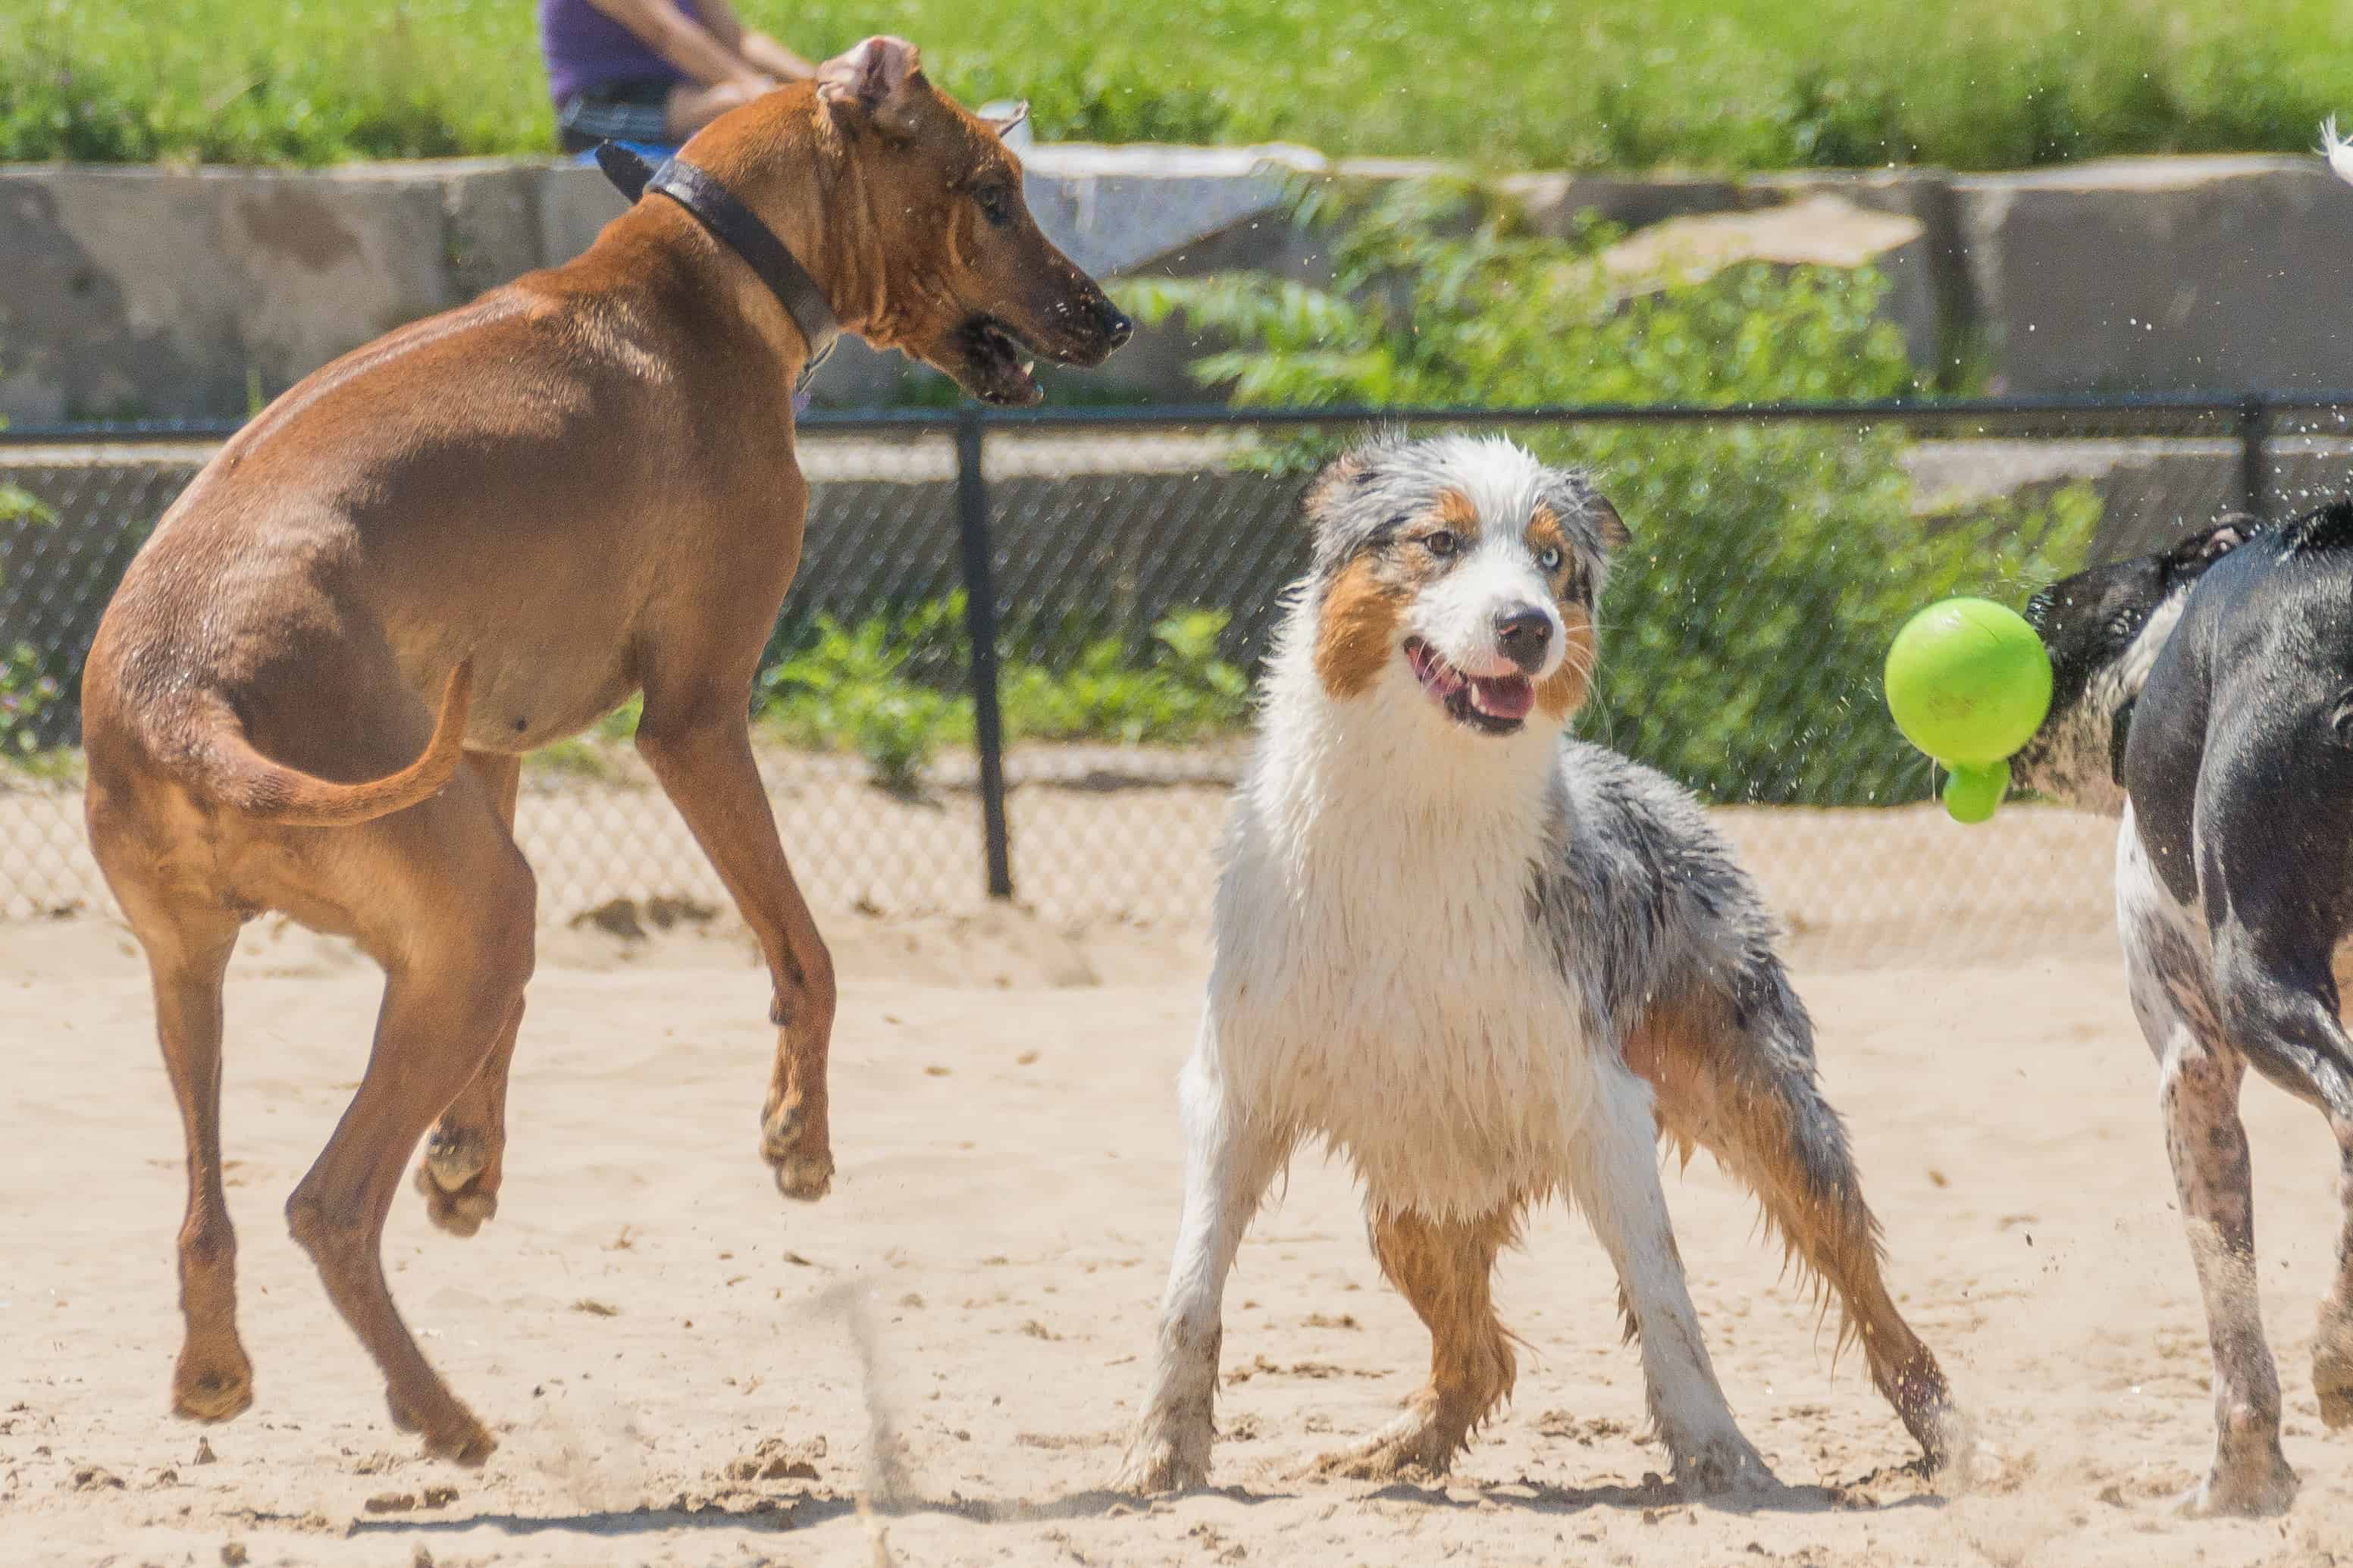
[1495,606,1552,671]
[1095,296,1133,349]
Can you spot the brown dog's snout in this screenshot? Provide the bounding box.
[1095,296,1135,350]
[1039,288,1133,365]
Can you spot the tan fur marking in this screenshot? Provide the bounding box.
[1526,505,1568,563]
[1534,605,1595,720]
[1317,1203,1523,1477]
[1314,556,1403,699]
[1623,987,1959,1466]
[1435,490,1482,536]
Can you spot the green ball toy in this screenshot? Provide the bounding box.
[1883,597,2053,825]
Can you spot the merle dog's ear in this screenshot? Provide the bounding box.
[1301,447,1371,526]
[1589,493,1630,554]
[2167,517,2250,570]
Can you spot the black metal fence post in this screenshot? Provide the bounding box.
[2239,393,2272,521]
[954,405,1014,900]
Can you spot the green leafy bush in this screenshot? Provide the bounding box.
[999,611,1252,746]
[757,600,973,794]
[1117,180,2101,806]
[0,374,64,765]
[0,641,63,759]
[753,599,1252,790]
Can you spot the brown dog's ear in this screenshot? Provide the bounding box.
[982,100,1030,139]
[1589,494,1631,553]
[817,36,926,133]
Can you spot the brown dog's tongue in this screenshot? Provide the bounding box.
[1469,676,1534,721]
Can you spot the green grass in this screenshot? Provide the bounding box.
[2,0,2345,170]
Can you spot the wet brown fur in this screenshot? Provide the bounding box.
[1316,1204,1528,1478]
[1312,557,1405,699]
[1621,988,1956,1462]
[1524,507,1599,720]
[77,37,1123,1466]
[1435,490,1483,534]
[1534,606,1596,719]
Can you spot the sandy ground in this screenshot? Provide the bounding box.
[7,810,2353,1567]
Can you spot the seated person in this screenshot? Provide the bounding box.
[539,0,815,156]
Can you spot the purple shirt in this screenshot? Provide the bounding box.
[540,0,701,104]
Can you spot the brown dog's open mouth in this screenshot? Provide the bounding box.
[1404,637,1532,735]
[957,315,1043,406]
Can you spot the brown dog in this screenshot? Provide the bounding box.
[78,36,1130,1465]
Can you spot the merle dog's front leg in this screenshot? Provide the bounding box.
[1118,1032,1289,1493]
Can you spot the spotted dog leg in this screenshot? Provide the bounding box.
[2157,1035,2297,1516]
[2316,1118,2353,1430]
[2119,828,2298,1518]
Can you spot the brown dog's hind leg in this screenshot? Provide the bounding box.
[635,704,836,1201]
[130,894,254,1422]
[1626,969,1969,1477]
[285,784,537,1466]
[1313,1204,1521,1480]
[415,752,525,1237]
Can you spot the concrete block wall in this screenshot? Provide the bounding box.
[4,146,2352,424]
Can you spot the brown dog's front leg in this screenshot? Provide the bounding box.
[638,708,838,1201]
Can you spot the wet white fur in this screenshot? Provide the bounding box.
[2020,589,2191,817]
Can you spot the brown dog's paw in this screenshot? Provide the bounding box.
[760,1100,835,1202]
[412,1160,499,1238]
[422,1124,493,1192]
[388,1393,497,1469]
[172,1350,255,1424]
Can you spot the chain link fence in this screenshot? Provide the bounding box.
[5,398,2351,964]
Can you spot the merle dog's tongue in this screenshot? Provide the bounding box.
[1468,675,1534,721]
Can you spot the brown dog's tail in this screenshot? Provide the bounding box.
[180,661,475,828]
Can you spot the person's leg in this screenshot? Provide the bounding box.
[663,80,762,142]
[557,80,681,155]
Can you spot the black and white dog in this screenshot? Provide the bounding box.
[2016,503,2353,1515]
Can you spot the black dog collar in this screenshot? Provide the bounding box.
[596,141,840,390]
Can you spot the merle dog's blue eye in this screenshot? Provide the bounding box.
[1537,546,1563,571]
